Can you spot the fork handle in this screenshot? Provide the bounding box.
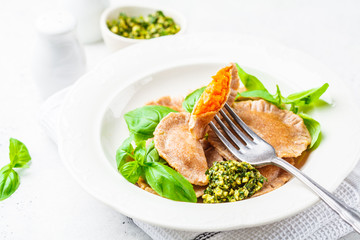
[272,157,360,234]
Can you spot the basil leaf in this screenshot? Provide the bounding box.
[120,161,141,184]
[9,138,31,168]
[134,141,146,165]
[124,106,177,143]
[145,140,159,163]
[145,140,167,165]
[182,86,206,113]
[144,162,197,203]
[240,90,277,104]
[236,63,267,91]
[285,83,329,106]
[299,113,321,148]
[0,165,20,201]
[116,136,134,171]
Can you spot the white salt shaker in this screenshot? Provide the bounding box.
[60,0,110,43]
[32,11,86,99]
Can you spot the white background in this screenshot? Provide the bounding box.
[1,0,360,239]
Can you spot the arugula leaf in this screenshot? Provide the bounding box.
[240,90,277,104]
[236,64,286,108]
[144,162,197,203]
[285,83,329,106]
[234,92,242,101]
[182,86,206,113]
[124,106,177,143]
[299,113,321,148]
[120,161,142,184]
[236,63,267,91]
[9,138,31,168]
[274,85,285,107]
[0,165,20,201]
[116,136,134,171]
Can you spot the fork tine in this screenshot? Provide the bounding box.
[209,122,243,160]
[213,115,248,149]
[218,109,253,145]
[224,103,262,142]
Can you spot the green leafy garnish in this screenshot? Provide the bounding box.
[9,138,31,168]
[116,140,197,202]
[236,63,267,91]
[120,161,142,184]
[285,83,329,106]
[134,141,147,165]
[235,63,329,149]
[274,85,284,107]
[239,90,278,105]
[145,141,159,163]
[144,161,197,203]
[299,114,321,148]
[182,86,206,113]
[0,138,31,201]
[145,140,167,165]
[116,136,134,170]
[124,106,177,143]
[0,165,20,201]
[236,64,285,109]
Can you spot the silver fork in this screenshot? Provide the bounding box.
[209,103,360,233]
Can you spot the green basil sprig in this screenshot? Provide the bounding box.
[0,138,31,201]
[124,106,177,143]
[116,139,197,202]
[235,63,329,148]
[182,86,206,113]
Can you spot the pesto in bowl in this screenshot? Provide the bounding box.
[107,10,180,40]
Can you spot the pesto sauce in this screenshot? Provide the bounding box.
[202,160,266,203]
[107,11,180,39]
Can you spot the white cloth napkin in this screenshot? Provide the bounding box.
[39,88,360,240]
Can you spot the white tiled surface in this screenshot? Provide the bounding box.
[0,0,359,239]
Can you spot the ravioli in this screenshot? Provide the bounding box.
[204,146,223,168]
[154,112,208,186]
[193,185,207,198]
[189,63,240,139]
[208,99,311,159]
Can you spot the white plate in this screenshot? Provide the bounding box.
[58,33,360,231]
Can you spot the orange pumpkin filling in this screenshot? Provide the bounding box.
[193,66,232,115]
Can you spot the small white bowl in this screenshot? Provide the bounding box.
[100,4,187,51]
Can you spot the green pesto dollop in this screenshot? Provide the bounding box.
[202,160,266,203]
[106,11,181,39]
